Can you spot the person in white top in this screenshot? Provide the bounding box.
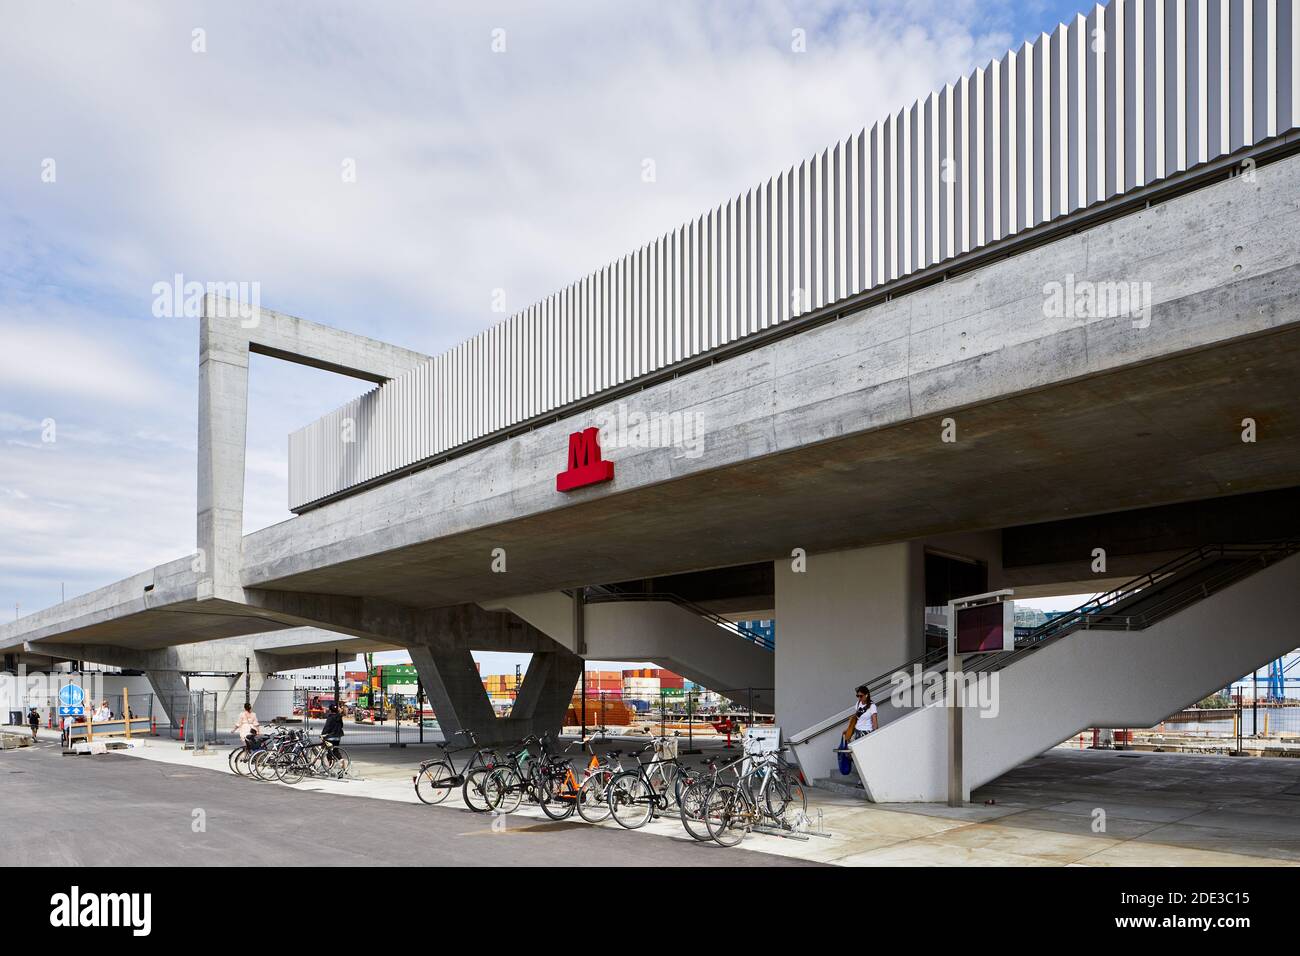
[233,703,260,742]
[843,685,879,743]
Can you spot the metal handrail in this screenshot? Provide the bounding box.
[582,587,776,651]
[789,540,1300,745]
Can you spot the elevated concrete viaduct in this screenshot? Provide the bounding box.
[5,7,1300,789]
[6,147,1300,752]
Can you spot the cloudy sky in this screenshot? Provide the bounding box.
[1,0,1097,671]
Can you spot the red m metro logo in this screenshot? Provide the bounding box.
[556,427,614,492]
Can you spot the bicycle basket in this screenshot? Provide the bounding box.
[653,737,679,759]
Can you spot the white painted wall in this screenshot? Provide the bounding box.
[775,542,923,778]
[852,552,1300,802]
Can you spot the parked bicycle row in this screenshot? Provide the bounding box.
[227,726,352,785]
[412,729,808,847]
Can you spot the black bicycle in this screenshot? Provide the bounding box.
[481,735,554,813]
[413,729,499,805]
[607,738,689,829]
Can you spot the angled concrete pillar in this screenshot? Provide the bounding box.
[196,295,431,605]
[42,634,333,732]
[509,646,583,740]
[408,644,499,740]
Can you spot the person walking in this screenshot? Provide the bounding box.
[27,707,40,741]
[843,685,879,744]
[233,702,260,744]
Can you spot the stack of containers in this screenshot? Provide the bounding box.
[659,670,684,700]
[581,670,623,698]
[623,668,661,705]
[481,673,519,701]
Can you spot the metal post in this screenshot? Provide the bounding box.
[747,687,754,726]
[580,668,587,739]
[687,689,694,753]
[1237,690,1243,754]
[1253,668,1259,736]
[417,677,424,744]
[334,649,340,710]
[244,657,251,707]
[947,641,963,807]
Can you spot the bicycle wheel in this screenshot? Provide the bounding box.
[252,750,278,782]
[765,771,807,826]
[233,749,255,777]
[484,767,524,814]
[678,779,714,842]
[704,784,748,847]
[415,762,455,804]
[227,748,243,774]
[277,753,305,786]
[331,747,350,778]
[462,766,494,812]
[609,771,654,830]
[576,769,613,824]
[538,773,576,821]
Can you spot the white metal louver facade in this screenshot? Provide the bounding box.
[289,0,1300,511]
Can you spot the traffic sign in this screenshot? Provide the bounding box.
[58,706,84,717]
[58,685,85,709]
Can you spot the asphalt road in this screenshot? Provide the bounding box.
[0,743,819,867]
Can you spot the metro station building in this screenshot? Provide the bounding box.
[6,2,1300,800]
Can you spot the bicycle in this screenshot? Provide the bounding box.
[308,737,351,779]
[703,746,807,847]
[677,750,747,841]
[575,747,631,824]
[414,729,499,805]
[606,737,688,830]
[534,739,603,821]
[248,729,296,781]
[481,735,551,814]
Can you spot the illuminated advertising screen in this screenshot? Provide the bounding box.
[955,602,1009,654]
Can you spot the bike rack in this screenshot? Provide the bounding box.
[752,808,833,841]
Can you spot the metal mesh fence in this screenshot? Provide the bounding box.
[1065,695,1300,755]
[565,687,774,752]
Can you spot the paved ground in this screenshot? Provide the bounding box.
[4,730,1298,866]
[0,739,816,866]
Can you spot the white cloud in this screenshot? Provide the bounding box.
[0,1,1017,615]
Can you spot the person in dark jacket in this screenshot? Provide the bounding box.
[27,707,40,740]
[320,705,345,771]
[321,705,344,745]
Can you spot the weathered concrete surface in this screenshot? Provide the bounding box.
[849,552,1300,802]
[40,628,352,727]
[233,149,1300,610]
[4,151,1300,653]
[483,591,774,697]
[198,297,433,605]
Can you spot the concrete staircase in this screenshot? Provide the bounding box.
[482,590,775,705]
[791,543,1300,802]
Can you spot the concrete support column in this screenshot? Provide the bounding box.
[509,647,584,740]
[197,310,250,604]
[145,665,272,733]
[408,645,498,740]
[775,542,924,779]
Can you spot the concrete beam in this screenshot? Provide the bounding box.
[197,295,432,604]
[237,150,1300,610]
